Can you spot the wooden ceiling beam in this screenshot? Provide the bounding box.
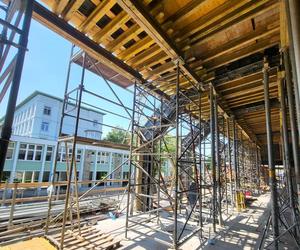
[204,38,279,72]
[117,0,204,89]
[58,0,85,21]
[93,11,130,43]
[53,0,69,14]
[32,1,168,100]
[118,36,154,60]
[106,24,143,51]
[187,26,279,64]
[220,77,277,96]
[78,0,116,33]
[216,67,277,89]
[164,0,207,25]
[179,0,278,49]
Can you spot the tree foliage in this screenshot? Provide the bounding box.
[104,128,129,144]
[161,136,176,154]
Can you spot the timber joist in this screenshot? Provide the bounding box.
[35,0,281,145]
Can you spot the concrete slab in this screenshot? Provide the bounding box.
[93,192,297,249]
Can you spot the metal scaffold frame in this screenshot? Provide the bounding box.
[124,60,262,248]
[43,46,136,249]
[0,0,33,178]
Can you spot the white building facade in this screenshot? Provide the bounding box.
[0,91,129,184]
[9,91,104,140]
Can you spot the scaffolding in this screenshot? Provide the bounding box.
[0,1,300,249]
[0,0,33,177]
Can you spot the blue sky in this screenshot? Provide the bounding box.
[0,19,133,137]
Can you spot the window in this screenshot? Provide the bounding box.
[27,144,35,160]
[41,122,49,132]
[18,144,43,161]
[123,154,129,165]
[18,143,27,160]
[46,146,53,161]
[42,171,50,182]
[43,106,51,115]
[96,171,107,182]
[99,152,109,164]
[33,171,39,182]
[35,145,43,161]
[1,171,10,182]
[76,149,82,162]
[24,171,32,182]
[6,142,14,159]
[93,120,98,127]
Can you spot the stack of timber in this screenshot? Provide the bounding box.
[46,225,121,250]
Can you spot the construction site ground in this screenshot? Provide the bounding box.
[94,192,295,249]
[0,191,297,249]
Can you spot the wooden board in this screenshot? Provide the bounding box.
[47,225,121,250]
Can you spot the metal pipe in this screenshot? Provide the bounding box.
[210,84,217,232]
[198,89,203,228]
[282,48,300,207]
[285,0,300,130]
[255,145,260,191]
[60,52,86,249]
[173,61,180,249]
[214,96,222,225]
[0,0,33,177]
[279,74,297,230]
[232,117,239,197]
[226,118,234,208]
[263,59,279,249]
[45,44,75,234]
[125,80,137,238]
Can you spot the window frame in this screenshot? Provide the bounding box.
[43,106,51,116]
[41,121,49,132]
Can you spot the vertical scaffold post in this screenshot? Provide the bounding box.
[210,84,217,232]
[285,0,300,130]
[263,58,279,249]
[282,48,300,207]
[232,117,238,206]
[0,0,33,176]
[125,80,137,238]
[255,145,260,191]
[226,118,234,208]
[279,73,296,222]
[173,60,180,249]
[45,44,75,234]
[60,52,86,250]
[198,88,203,228]
[214,95,222,226]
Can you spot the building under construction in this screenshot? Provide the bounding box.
[0,0,300,249]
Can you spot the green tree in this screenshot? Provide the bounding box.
[161,136,176,154]
[104,128,129,144]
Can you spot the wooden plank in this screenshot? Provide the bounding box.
[204,38,279,71]
[117,36,154,60]
[221,78,277,96]
[175,0,254,43]
[117,0,204,88]
[53,0,69,15]
[78,0,116,33]
[93,11,131,43]
[61,0,85,21]
[188,26,279,63]
[106,24,143,51]
[127,44,162,67]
